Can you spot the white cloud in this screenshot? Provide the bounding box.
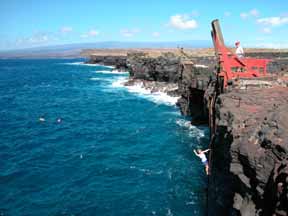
[28,33,51,43]
[88,29,99,36]
[257,16,288,26]
[250,9,259,17]
[240,13,249,19]
[60,26,73,33]
[29,35,48,43]
[240,9,260,19]
[15,32,56,46]
[262,27,272,34]
[169,14,198,30]
[120,29,140,37]
[152,32,160,37]
[81,29,100,38]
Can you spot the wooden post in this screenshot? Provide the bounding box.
[211,19,225,46]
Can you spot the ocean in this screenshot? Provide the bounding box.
[0,59,209,216]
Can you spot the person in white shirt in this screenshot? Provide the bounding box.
[235,41,244,58]
[193,148,210,175]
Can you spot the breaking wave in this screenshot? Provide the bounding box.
[62,62,115,69]
[175,119,205,139]
[94,70,129,75]
[111,79,180,106]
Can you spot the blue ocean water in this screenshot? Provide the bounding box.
[0,59,209,216]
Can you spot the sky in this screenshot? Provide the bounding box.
[0,0,288,50]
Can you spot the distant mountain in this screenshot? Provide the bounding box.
[0,41,212,58]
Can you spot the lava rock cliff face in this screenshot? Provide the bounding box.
[177,60,215,123]
[127,52,181,82]
[86,55,128,71]
[208,87,288,216]
[127,52,215,122]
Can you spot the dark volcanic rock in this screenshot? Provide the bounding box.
[177,59,216,124]
[246,52,288,59]
[127,52,181,82]
[267,59,288,75]
[126,51,216,123]
[86,55,128,71]
[246,52,288,75]
[208,87,288,216]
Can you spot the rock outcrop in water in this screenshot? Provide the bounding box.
[86,55,128,71]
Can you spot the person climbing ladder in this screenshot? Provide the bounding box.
[193,148,210,175]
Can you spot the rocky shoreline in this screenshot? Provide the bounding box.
[85,55,128,71]
[85,49,288,215]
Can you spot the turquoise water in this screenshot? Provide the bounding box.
[0,59,209,216]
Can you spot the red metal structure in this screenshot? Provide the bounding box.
[211,19,270,88]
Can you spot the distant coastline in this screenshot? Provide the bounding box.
[0,40,211,59]
[1,42,288,59]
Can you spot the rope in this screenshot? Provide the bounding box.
[208,93,216,175]
[206,79,222,215]
[206,93,216,216]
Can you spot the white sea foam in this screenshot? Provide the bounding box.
[90,76,128,84]
[129,166,163,175]
[111,79,180,106]
[166,208,173,216]
[89,77,102,81]
[144,91,179,106]
[63,62,99,66]
[163,111,181,116]
[89,77,112,82]
[103,65,116,69]
[176,119,205,138]
[94,70,129,75]
[62,62,83,65]
[111,77,128,87]
[63,62,115,69]
[186,200,196,205]
[167,168,173,180]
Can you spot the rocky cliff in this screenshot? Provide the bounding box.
[126,51,216,123]
[177,57,215,123]
[207,86,288,216]
[127,52,181,82]
[86,55,128,71]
